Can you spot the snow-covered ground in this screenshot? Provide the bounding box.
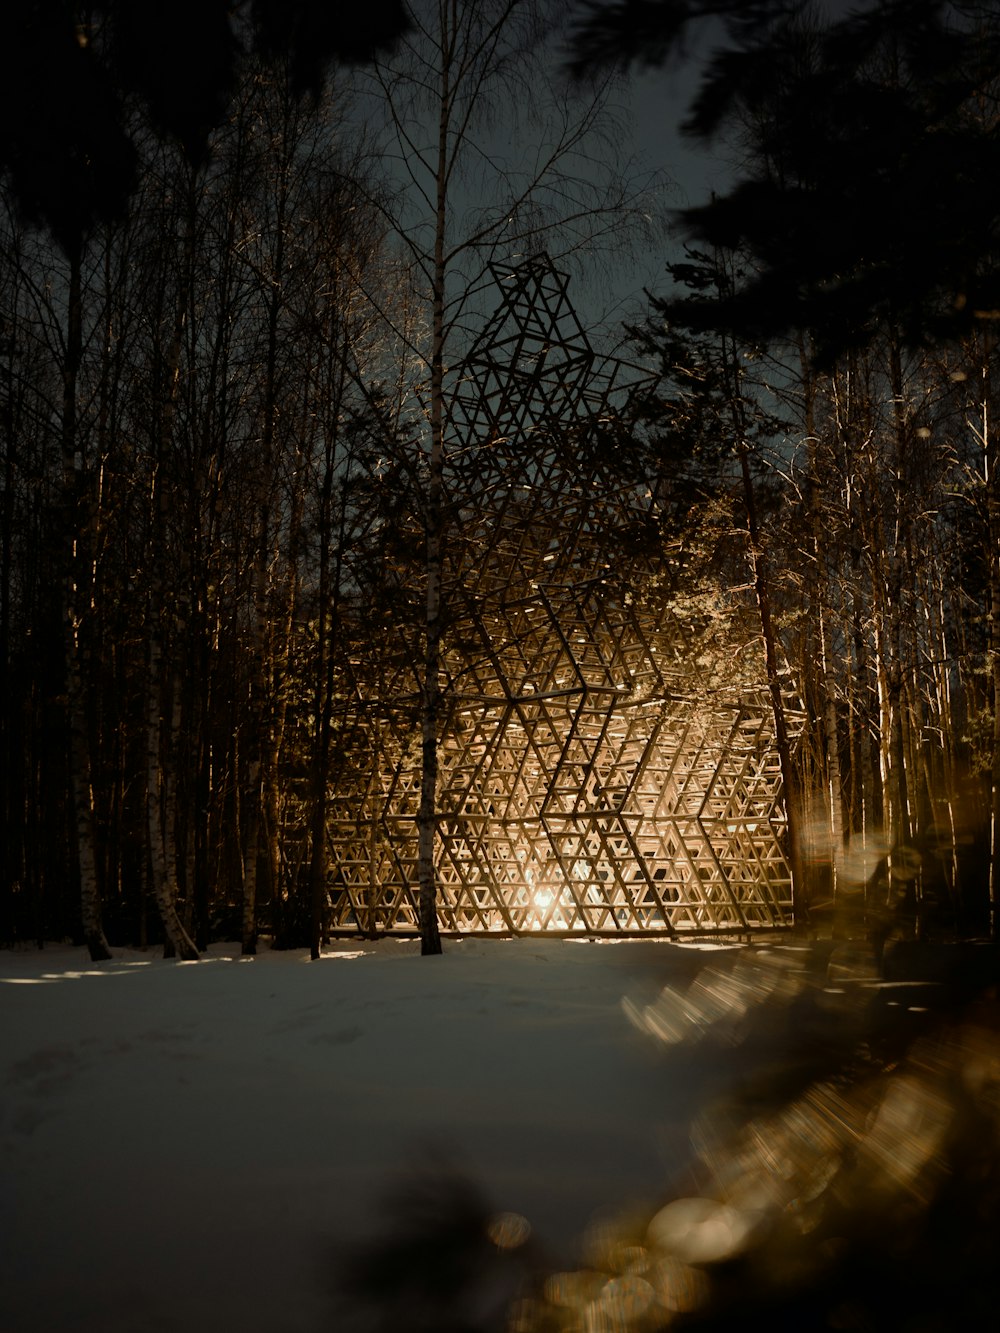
[1,935,770,1333]
[9,933,989,1333]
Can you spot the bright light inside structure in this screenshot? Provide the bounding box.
[518,856,580,930]
[528,879,554,930]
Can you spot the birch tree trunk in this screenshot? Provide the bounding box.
[308,393,348,958]
[416,66,449,957]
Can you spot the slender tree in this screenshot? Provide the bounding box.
[354,0,659,952]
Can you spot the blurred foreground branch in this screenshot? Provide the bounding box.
[332,942,1000,1333]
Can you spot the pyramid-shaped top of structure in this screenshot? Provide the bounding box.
[449,253,628,444]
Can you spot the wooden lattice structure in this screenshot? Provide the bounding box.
[326,256,793,935]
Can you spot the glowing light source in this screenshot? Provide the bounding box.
[647,1197,759,1265]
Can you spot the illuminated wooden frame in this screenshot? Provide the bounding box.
[325,256,793,935]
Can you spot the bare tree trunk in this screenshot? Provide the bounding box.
[832,356,881,841]
[819,609,846,852]
[61,241,111,960]
[873,591,903,838]
[307,557,343,959]
[308,421,334,961]
[308,433,344,958]
[307,756,329,959]
[983,371,1000,942]
[850,579,880,835]
[416,35,451,958]
[145,593,199,960]
[241,753,261,953]
[144,173,199,960]
[887,341,914,853]
[924,572,961,920]
[242,95,293,954]
[67,624,110,958]
[417,402,444,950]
[719,314,805,926]
[802,356,845,905]
[365,1,647,954]
[735,437,807,927]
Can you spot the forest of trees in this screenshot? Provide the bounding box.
[2,0,999,956]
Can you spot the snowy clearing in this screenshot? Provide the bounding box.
[1,936,764,1333]
[6,934,990,1333]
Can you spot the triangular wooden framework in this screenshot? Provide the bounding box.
[325,255,793,935]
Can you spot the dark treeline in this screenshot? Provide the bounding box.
[2,0,1000,953]
[0,32,420,955]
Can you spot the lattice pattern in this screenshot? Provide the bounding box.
[326,256,793,935]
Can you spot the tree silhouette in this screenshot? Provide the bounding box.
[570,0,1000,362]
[0,0,409,250]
